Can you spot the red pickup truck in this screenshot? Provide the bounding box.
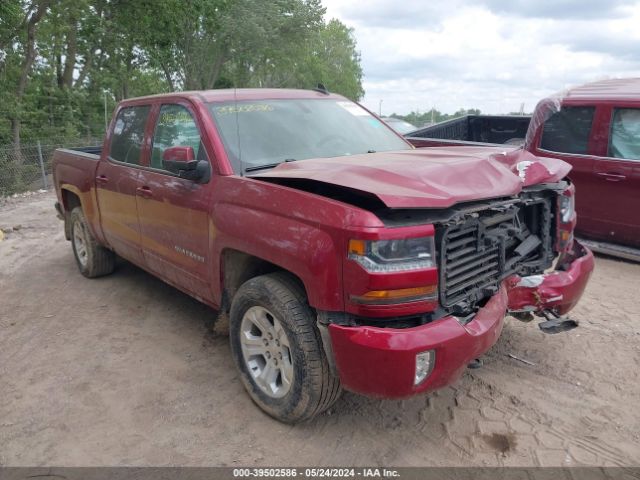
[53,89,593,422]
[409,78,640,261]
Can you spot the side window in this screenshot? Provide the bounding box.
[540,106,595,155]
[151,104,205,170]
[109,105,150,164]
[609,108,640,160]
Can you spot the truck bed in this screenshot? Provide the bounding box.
[407,115,531,147]
[60,146,103,158]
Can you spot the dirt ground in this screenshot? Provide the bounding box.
[1,191,639,467]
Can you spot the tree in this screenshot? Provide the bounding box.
[0,0,365,145]
[244,18,363,100]
[0,0,26,54]
[8,1,51,149]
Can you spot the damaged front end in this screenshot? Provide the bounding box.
[506,241,594,318]
[326,181,593,397]
[436,186,557,317]
[381,179,593,328]
[431,180,593,331]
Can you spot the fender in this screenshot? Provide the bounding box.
[208,176,382,311]
[54,149,106,245]
[213,203,344,311]
[59,182,105,244]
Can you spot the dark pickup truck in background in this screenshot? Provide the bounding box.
[53,88,593,422]
[408,78,640,261]
[410,114,531,147]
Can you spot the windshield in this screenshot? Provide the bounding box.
[208,98,411,174]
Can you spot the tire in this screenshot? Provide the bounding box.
[70,207,115,278]
[229,272,342,423]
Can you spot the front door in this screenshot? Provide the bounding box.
[532,105,601,238]
[589,106,640,247]
[135,103,214,302]
[95,105,151,265]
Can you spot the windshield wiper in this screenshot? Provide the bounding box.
[244,158,296,174]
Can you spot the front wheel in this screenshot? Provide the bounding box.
[70,207,115,278]
[229,272,341,423]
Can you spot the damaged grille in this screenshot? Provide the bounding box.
[439,193,555,314]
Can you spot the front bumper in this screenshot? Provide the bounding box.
[328,240,593,398]
[506,240,594,315]
[329,284,507,398]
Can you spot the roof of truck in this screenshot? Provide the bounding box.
[124,88,346,104]
[559,78,640,101]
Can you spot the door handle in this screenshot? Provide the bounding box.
[596,172,626,181]
[136,186,153,198]
[96,175,109,185]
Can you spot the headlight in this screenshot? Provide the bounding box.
[348,236,435,272]
[559,192,574,223]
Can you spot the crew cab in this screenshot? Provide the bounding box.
[53,89,593,422]
[409,78,640,260]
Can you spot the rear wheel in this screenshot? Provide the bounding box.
[70,207,115,278]
[229,272,341,423]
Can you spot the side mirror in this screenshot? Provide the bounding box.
[162,145,196,170]
[162,146,209,182]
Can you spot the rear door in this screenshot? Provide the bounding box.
[532,105,600,238]
[95,105,151,265]
[135,102,214,302]
[589,106,640,247]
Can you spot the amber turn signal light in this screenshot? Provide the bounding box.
[348,239,366,256]
[351,285,437,305]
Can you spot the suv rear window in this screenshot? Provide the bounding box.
[540,106,595,155]
[110,106,150,164]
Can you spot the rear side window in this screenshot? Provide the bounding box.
[609,108,640,160]
[540,106,595,154]
[110,106,150,164]
[151,104,205,170]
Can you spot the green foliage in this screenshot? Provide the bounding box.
[230,16,364,100]
[0,0,24,47]
[0,0,365,145]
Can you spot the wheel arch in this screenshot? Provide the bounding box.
[60,187,82,240]
[220,249,308,314]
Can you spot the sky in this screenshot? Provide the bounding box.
[322,0,640,116]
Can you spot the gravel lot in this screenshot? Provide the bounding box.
[1,191,639,467]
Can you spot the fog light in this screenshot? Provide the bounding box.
[415,350,435,385]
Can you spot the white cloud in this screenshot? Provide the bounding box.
[322,0,640,115]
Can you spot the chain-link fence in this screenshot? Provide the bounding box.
[0,138,101,197]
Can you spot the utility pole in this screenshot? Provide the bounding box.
[379,99,383,116]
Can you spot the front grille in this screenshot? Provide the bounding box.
[439,196,554,314]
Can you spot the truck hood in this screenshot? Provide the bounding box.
[253,146,572,209]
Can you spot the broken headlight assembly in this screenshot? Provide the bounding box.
[559,191,575,223]
[348,236,436,272]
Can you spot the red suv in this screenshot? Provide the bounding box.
[526,78,640,256]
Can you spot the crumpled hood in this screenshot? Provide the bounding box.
[253,146,571,208]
